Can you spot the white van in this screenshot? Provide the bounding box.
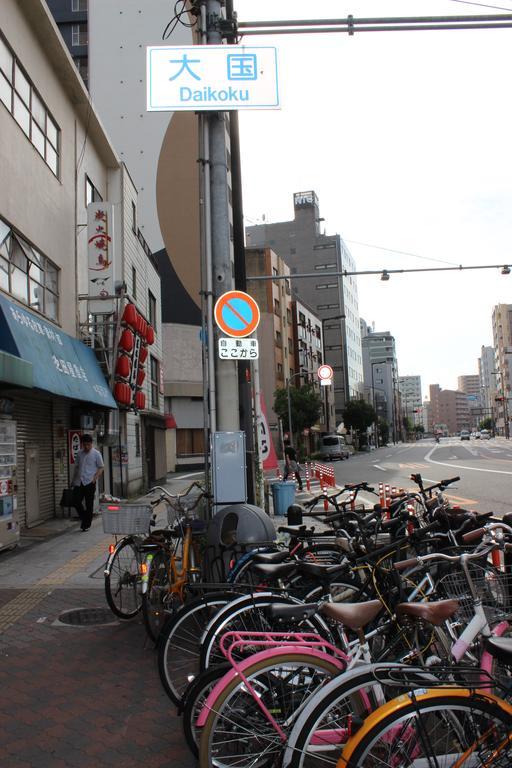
[318,434,350,461]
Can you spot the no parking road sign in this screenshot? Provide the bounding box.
[214,290,260,338]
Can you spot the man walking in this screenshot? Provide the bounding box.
[72,434,104,531]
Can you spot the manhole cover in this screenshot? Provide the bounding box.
[57,608,116,626]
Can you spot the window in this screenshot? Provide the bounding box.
[148,290,157,331]
[0,216,59,320]
[275,330,282,346]
[274,298,280,316]
[298,312,306,327]
[131,266,137,301]
[71,24,88,46]
[132,201,137,233]
[150,356,159,408]
[316,283,337,290]
[0,34,60,177]
[85,176,102,206]
[73,57,88,87]
[72,0,88,10]
[134,422,141,457]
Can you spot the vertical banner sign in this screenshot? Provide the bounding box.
[87,202,115,314]
[259,394,278,470]
[129,334,142,405]
[68,430,82,465]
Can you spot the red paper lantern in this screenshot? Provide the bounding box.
[119,328,134,353]
[136,368,146,386]
[115,355,131,379]
[139,344,148,364]
[135,391,146,410]
[121,303,138,329]
[137,314,148,338]
[145,324,155,345]
[114,382,131,406]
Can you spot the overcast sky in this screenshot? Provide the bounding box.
[235,0,512,398]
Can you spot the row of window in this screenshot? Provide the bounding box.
[0,217,59,321]
[0,34,60,176]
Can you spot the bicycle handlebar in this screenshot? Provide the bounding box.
[394,541,497,571]
[462,520,512,543]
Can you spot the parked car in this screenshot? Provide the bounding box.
[318,434,350,461]
[460,430,470,440]
[480,429,491,440]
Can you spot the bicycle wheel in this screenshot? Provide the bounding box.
[157,591,242,705]
[182,663,231,758]
[141,549,172,642]
[104,537,142,619]
[340,689,512,767]
[199,592,332,673]
[199,652,342,768]
[283,663,405,768]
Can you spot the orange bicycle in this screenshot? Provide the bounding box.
[141,482,208,642]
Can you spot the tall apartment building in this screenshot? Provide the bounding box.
[492,304,512,437]
[0,0,165,536]
[245,247,294,431]
[457,374,482,429]
[246,191,364,427]
[399,376,422,425]
[361,330,400,441]
[47,0,229,470]
[478,345,497,423]
[429,385,470,435]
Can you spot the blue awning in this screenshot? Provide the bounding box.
[0,293,117,409]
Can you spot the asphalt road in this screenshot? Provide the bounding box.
[328,436,512,517]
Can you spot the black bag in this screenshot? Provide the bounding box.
[60,488,75,508]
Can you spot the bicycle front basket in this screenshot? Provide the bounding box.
[101,504,153,534]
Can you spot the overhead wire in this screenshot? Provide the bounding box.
[447,0,512,11]
[344,240,461,268]
[162,1,198,40]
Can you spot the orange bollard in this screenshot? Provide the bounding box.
[379,483,385,507]
[305,463,311,492]
[407,502,416,535]
[350,491,356,511]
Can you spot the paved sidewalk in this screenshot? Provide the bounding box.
[0,488,196,767]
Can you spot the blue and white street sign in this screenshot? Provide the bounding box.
[147,45,279,112]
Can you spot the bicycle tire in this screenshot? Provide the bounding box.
[104,537,142,619]
[157,590,242,705]
[141,549,172,642]
[199,592,332,673]
[340,689,512,767]
[199,652,342,768]
[282,663,406,768]
[181,662,231,758]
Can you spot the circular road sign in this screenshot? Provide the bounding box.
[214,290,261,338]
[317,364,334,381]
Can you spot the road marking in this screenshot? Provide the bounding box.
[0,539,108,633]
[425,446,512,476]
[446,494,478,506]
[373,465,387,471]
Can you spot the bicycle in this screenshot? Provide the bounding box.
[141,482,208,641]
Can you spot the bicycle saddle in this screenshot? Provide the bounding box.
[396,599,459,626]
[249,562,298,579]
[320,600,382,631]
[252,550,290,564]
[298,562,346,580]
[483,636,512,666]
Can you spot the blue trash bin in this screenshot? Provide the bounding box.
[271,481,296,517]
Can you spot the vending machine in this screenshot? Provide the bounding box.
[0,419,18,551]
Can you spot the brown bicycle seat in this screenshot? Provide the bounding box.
[320,600,382,631]
[396,599,459,626]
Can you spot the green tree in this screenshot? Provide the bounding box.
[274,383,323,438]
[414,424,425,435]
[479,417,493,431]
[379,419,390,446]
[342,400,376,434]
[402,416,414,434]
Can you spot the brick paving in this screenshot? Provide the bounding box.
[0,587,195,767]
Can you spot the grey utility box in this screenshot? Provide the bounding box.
[212,431,247,506]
